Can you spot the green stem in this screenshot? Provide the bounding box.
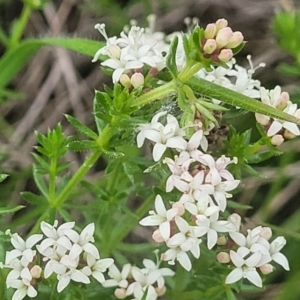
[9,3,32,49]
[178,61,203,82]
[134,81,176,107]
[53,124,113,208]
[48,158,57,204]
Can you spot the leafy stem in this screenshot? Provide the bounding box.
[9,3,32,49]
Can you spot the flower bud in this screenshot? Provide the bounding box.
[156,286,166,296]
[226,31,244,48]
[215,18,228,31]
[203,39,217,54]
[217,235,227,246]
[218,49,233,62]
[276,91,289,110]
[216,27,233,48]
[130,72,144,88]
[260,227,272,240]
[152,229,165,243]
[115,288,127,299]
[228,213,241,231]
[149,67,159,77]
[259,263,274,275]
[283,130,296,140]
[255,113,270,125]
[119,74,131,88]
[271,134,284,146]
[172,202,185,216]
[204,24,217,39]
[216,252,230,264]
[30,265,42,279]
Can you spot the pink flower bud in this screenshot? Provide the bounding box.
[203,39,217,54]
[259,263,274,275]
[107,45,121,59]
[217,235,227,246]
[276,91,289,110]
[255,113,270,125]
[156,286,166,296]
[130,72,144,88]
[204,24,217,39]
[216,27,233,48]
[226,31,244,48]
[215,19,228,31]
[217,252,230,263]
[271,134,284,146]
[152,229,165,243]
[260,227,272,240]
[149,67,159,77]
[217,49,233,62]
[30,265,42,279]
[119,74,131,88]
[114,288,127,299]
[172,202,185,216]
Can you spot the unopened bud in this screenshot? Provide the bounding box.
[152,229,165,243]
[283,130,296,140]
[271,134,284,146]
[218,49,233,62]
[156,286,166,296]
[204,24,217,39]
[172,202,185,216]
[114,288,127,299]
[226,31,244,48]
[149,67,159,77]
[217,235,227,245]
[228,213,241,231]
[215,19,228,31]
[130,72,144,88]
[260,227,272,240]
[30,265,42,279]
[107,45,121,59]
[276,92,289,110]
[203,39,217,54]
[216,252,230,263]
[216,27,233,48]
[255,113,270,126]
[119,74,131,88]
[259,263,274,275]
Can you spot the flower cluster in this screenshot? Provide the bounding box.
[255,85,300,145]
[1,221,114,299]
[92,17,168,84]
[222,225,290,287]
[137,112,241,271]
[103,259,174,300]
[201,18,244,63]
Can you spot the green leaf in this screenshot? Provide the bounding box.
[166,35,179,78]
[0,174,8,183]
[188,77,300,124]
[0,205,24,215]
[227,200,252,210]
[21,191,47,206]
[33,165,48,197]
[65,114,98,140]
[0,38,102,91]
[66,140,98,152]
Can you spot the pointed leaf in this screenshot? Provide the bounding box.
[0,205,24,215]
[67,140,98,152]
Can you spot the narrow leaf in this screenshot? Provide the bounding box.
[67,140,98,151]
[65,114,98,140]
[188,77,300,124]
[0,205,24,215]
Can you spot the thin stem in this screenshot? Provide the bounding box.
[53,124,113,208]
[9,3,32,49]
[178,61,203,82]
[134,81,176,107]
[48,158,57,204]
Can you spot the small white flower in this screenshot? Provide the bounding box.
[102,263,132,288]
[139,195,179,241]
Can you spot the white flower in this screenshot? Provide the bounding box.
[102,263,132,288]
[225,248,263,287]
[82,253,114,283]
[8,267,38,300]
[139,195,179,241]
[5,231,43,266]
[136,112,187,162]
[269,237,289,271]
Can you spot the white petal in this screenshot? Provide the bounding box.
[153,143,167,161]
[272,252,290,271]
[245,268,262,287]
[177,251,192,271]
[225,267,243,284]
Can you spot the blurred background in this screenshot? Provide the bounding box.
[1,0,300,299]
